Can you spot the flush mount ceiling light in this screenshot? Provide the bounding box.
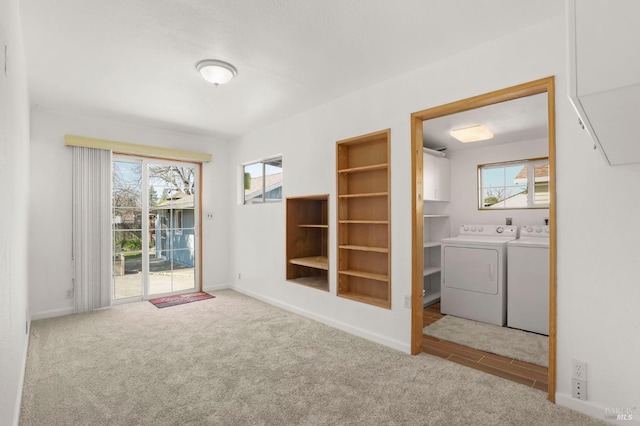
[449,124,494,143]
[196,59,237,86]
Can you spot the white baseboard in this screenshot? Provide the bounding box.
[31,287,232,319]
[230,285,411,354]
[556,393,639,424]
[202,283,231,292]
[30,307,74,321]
[14,320,30,426]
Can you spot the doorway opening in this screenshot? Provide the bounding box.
[112,156,201,302]
[410,77,557,401]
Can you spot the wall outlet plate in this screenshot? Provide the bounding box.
[572,359,587,380]
[404,295,411,309]
[572,378,587,400]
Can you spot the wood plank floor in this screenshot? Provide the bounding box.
[422,303,548,393]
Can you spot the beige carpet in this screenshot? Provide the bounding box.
[20,290,601,425]
[423,315,549,367]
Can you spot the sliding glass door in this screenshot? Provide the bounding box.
[112,156,199,302]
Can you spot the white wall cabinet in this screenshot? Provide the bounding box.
[568,0,640,165]
[423,152,450,201]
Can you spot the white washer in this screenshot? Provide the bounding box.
[441,224,517,326]
[507,225,549,335]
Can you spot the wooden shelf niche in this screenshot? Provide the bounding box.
[286,195,329,291]
[336,129,391,308]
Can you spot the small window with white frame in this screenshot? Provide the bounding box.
[242,156,283,204]
[478,158,549,209]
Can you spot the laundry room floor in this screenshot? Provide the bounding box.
[422,303,548,392]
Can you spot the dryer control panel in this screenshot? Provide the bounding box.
[458,224,517,237]
[519,225,550,238]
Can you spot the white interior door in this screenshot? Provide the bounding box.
[112,156,200,301]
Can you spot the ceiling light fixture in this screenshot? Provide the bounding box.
[449,124,494,143]
[196,59,237,86]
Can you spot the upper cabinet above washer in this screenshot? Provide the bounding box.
[567,0,640,166]
[423,150,450,202]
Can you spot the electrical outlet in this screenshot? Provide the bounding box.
[572,359,587,381]
[404,295,411,309]
[205,212,214,220]
[572,378,587,400]
[66,289,73,299]
[237,273,241,280]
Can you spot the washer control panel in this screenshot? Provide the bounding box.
[519,225,550,238]
[458,224,517,237]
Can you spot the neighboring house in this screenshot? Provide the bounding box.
[151,192,195,267]
[244,172,283,203]
[513,163,550,205]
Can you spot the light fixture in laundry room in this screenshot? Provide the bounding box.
[449,124,494,143]
[196,59,238,86]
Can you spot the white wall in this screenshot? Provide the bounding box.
[447,138,549,233]
[228,19,563,352]
[555,97,640,420]
[228,14,640,422]
[28,108,232,319]
[0,0,30,424]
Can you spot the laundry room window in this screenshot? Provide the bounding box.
[242,156,283,204]
[478,158,549,209]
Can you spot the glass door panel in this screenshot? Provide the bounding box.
[148,162,197,296]
[112,161,144,300]
[148,251,174,296]
[112,158,199,301]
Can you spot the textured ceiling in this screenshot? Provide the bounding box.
[423,93,549,152]
[19,1,563,140]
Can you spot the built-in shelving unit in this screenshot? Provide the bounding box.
[423,149,451,307]
[423,212,448,307]
[337,129,391,309]
[286,195,329,291]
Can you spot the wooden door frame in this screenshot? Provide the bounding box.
[410,77,557,402]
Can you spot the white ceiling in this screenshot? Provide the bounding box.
[19,1,563,140]
[423,92,549,152]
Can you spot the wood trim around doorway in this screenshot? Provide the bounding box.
[410,76,557,402]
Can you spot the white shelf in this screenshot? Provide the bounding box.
[423,161,447,308]
[423,266,441,277]
[423,290,441,307]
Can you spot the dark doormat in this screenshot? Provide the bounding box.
[149,292,215,308]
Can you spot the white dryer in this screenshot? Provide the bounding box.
[441,224,517,326]
[507,225,549,335]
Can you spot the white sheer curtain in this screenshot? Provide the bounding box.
[72,146,112,313]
